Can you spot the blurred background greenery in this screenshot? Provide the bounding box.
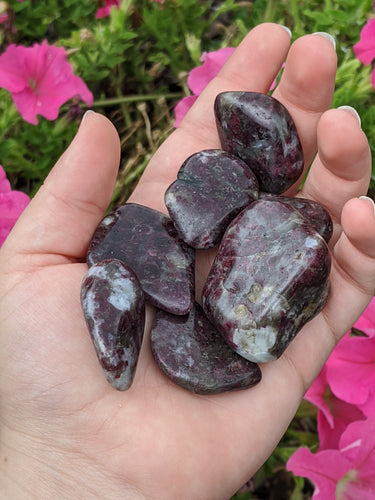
[1,0,374,209]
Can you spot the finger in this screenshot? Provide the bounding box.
[2,112,121,262]
[300,107,371,244]
[282,197,375,391]
[273,33,337,194]
[129,22,292,210]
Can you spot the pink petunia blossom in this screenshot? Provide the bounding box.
[325,332,375,416]
[174,47,235,127]
[354,19,375,89]
[354,19,375,65]
[96,0,121,19]
[0,41,93,125]
[304,365,365,450]
[174,47,283,127]
[0,166,30,246]
[287,413,375,499]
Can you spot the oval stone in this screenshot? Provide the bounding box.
[202,199,331,363]
[165,149,259,248]
[214,91,304,194]
[259,192,333,243]
[150,302,261,394]
[81,259,145,391]
[87,203,195,315]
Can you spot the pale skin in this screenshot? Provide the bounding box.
[0,23,375,499]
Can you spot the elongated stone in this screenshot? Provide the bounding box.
[259,192,333,243]
[87,203,195,315]
[81,259,145,391]
[165,149,259,248]
[214,91,304,194]
[150,302,261,394]
[202,199,331,363]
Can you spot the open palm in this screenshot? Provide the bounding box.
[1,24,375,499]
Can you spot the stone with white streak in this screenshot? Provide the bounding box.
[202,200,331,363]
[81,259,145,391]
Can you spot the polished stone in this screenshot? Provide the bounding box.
[81,259,145,391]
[214,91,304,194]
[87,203,195,315]
[202,199,331,363]
[150,302,261,394]
[165,149,259,249]
[259,192,333,243]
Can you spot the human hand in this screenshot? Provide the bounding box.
[1,23,374,499]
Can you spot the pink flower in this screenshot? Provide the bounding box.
[353,19,375,89]
[325,332,375,416]
[305,366,365,450]
[174,47,283,127]
[174,47,235,127]
[0,166,30,246]
[0,41,93,125]
[187,47,236,95]
[96,0,121,19]
[287,413,375,499]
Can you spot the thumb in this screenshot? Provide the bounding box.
[2,111,121,262]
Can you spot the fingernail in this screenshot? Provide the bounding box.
[278,24,292,38]
[359,196,375,214]
[312,32,336,50]
[338,105,361,127]
[81,109,95,125]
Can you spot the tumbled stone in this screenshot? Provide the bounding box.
[87,203,195,315]
[259,192,333,243]
[202,199,331,363]
[214,91,304,194]
[81,259,145,391]
[165,149,259,248]
[150,302,261,394]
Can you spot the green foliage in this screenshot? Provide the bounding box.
[4,0,374,197]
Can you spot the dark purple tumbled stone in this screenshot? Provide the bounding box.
[259,192,333,243]
[87,203,195,315]
[214,91,304,194]
[202,199,331,363]
[81,259,145,391]
[165,149,259,249]
[150,302,261,394]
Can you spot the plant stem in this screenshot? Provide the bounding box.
[263,0,278,23]
[92,92,184,107]
[290,0,302,34]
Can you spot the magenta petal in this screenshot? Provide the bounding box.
[96,0,120,18]
[354,20,375,65]
[0,190,30,245]
[358,385,375,416]
[0,41,92,124]
[0,166,11,193]
[0,44,29,92]
[339,414,375,473]
[306,363,366,451]
[325,334,375,405]
[174,95,198,127]
[305,365,334,427]
[12,88,40,124]
[317,400,365,451]
[287,448,350,499]
[187,47,235,95]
